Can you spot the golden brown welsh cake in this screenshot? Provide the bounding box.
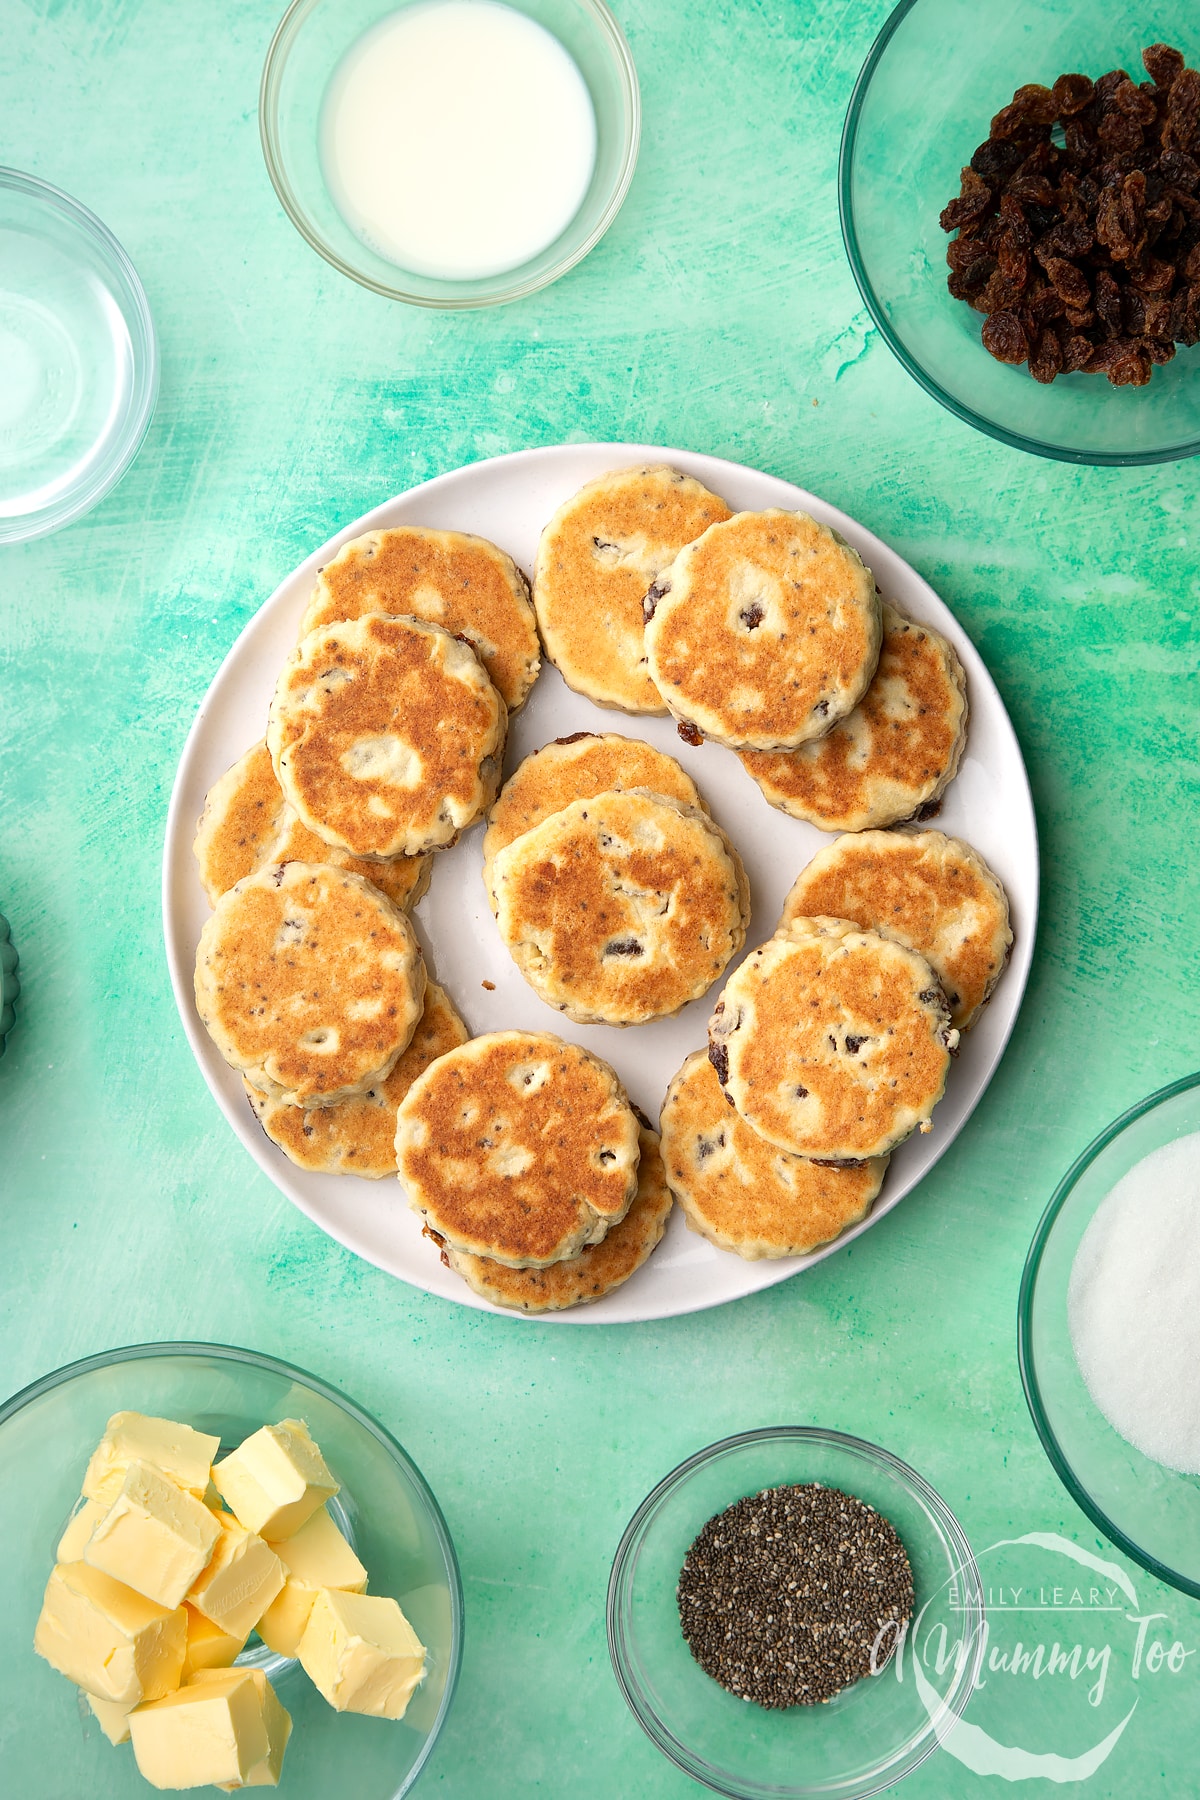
[194,862,426,1108]
[245,982,468,1178]
[643,510,882,750]
[533,465,731,714]
[438,1125,673,1310]
[300,525,539,714]
[194,743,433,911]
[395,1031,641,1267]
[660,1052,888,1259]
[738,605,968,831]
[193,742,288,906]
[780,830,1011,1032]
[481,731,707,902]
[268,614,507,858]
[707,915,958,1161]
[490,789,749,1026]
[262,810,432,913]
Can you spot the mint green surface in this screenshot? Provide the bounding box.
[2,3,1199,1795]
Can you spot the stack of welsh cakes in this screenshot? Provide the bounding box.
[395,1030,673,1312]
[193,527,537,1181]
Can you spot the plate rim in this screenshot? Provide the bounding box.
[163,440,1040,1324]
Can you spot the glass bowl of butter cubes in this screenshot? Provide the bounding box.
[0,1340,462,1796]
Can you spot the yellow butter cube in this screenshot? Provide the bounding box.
[86,1690,137,1745]
[34,1562,186,1705]
[298,1589,426,1720]
[213,1419,337,1541]
[188,1513,285,1640]
[57,1497,107,1563]
[83,1412,220,1508]
[258,1506,367,1657]
[129,1668,274,1791]
[85,1461,221,1609]
[190,1669,293,1790]
[181,1602,247,1677]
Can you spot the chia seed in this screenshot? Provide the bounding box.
[676,1483,914,1708]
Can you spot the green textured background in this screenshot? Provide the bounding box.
[3,0,1199,1794]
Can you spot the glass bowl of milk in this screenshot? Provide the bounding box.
[261,0,639,306]
[1019,1072,1200,1598]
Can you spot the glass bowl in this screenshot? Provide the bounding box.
[260,0,640,307]
[1019,1072,1200,1597]
[0,169,158,542]
[607,1428,984,1800]
[0,1341,462,1798]
[839,0,1200,464]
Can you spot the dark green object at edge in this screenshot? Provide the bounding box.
[0,912,19,1055]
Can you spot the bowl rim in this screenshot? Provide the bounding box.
[606,1425,984,1800]
[0,165,159,543]
[1017,1069,1200,1599]
[258,0,641,309]
[836,1,1200,469]
[0,1338,464,1795]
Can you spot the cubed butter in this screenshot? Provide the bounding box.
[34,1562,186,1705]
[86,1690,136,1745]
[190,1669,293,1790]
[213,1419,337,1540]
[85,1460,221,1609]
[258,1505,368,1657]
[83,1412,220,1507]
[188,1513,285,1640]
[57,1497,107,1563]
[298,1589,426,1720]
[181,1602,247,1677]
[129,1669,272,1791]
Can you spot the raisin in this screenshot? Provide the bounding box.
[1098,110,1144,155]
[1108,346,1153,385]
[1053,72,1095,115]
[1062,332,1094,370]
[1114,78,1159,126]
[981,309,1029,363]
[1008,174,1056,206]
[971,139,1024,182]
[1142,335,1177,364]
[1144,44,1185,90]
[1160,149,1200,191]
[1029,326,1064,382]
[1095,267,1123,333]
[939,170,994,232]
[1132,254,1175,293]
[1167,67,1200,148]
[1040,254,1091,307]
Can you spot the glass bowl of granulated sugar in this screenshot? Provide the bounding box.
[1020,1071,1200,1598]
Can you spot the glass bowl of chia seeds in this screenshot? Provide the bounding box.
[607,1428,984,1799]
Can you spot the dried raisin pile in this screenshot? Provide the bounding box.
[940,43,1200,386]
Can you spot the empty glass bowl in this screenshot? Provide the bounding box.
[840,0,1200,463]
[0,1341,462,1799]
[608,1428,984,1799]
[1019,1073,1200,1598]
[0,169,157,541]
[260,0,639,307]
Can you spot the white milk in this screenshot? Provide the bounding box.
[321,0,598,281]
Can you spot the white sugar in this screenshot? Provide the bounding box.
[1068,1130,1200,1474]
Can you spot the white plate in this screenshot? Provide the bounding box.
[164,444,1038,1324]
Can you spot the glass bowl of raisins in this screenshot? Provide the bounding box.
[840,0,1200,463]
